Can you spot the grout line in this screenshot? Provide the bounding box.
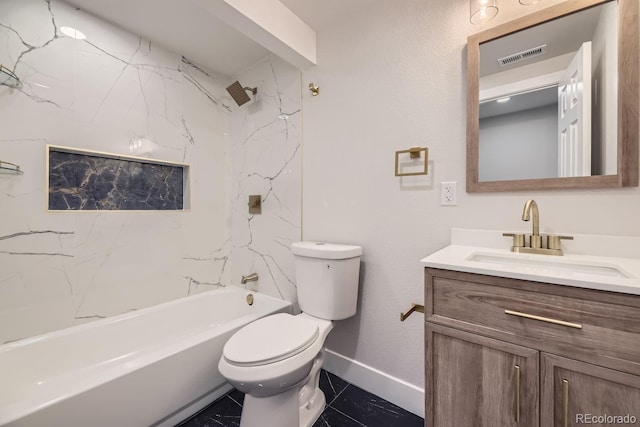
[314,414,332,427]
[328,406,368,427]
[326,382,350,407]
[324,373,350,407]
[227,394,243,408]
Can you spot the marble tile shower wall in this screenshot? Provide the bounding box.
[0,0,301,344]
[230,57,302,307]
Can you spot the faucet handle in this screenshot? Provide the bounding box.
[530,234,543,249]
[547,235,574,250]
[503,232,525,248]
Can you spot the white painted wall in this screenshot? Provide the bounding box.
[301,0,640,415]
[479,104,558,181]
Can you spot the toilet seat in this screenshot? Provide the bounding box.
[223,313,319,367]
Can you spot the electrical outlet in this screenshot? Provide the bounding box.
[441,181,457,206]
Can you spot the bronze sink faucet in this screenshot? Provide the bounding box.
[503,200,573,256]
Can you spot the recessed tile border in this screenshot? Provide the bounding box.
[46,145,190,211]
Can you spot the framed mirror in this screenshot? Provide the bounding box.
[467,0,638,192]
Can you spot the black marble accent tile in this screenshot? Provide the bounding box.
[176,395,242,427]
[226,388,245,406]
[319,370,350,405]
[175,370,424,427]
[48,149,184,210]
[312,406,366,427]
[329,384,424,427]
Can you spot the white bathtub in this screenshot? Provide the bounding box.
[0,286,291,427]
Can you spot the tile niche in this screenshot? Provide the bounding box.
[47,146,189,211]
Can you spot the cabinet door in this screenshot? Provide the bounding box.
[541,353,640,427]
[426,324,539,427]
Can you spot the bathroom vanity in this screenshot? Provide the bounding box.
[422,230,640,427]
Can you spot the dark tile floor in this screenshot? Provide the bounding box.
[176,370,424,427]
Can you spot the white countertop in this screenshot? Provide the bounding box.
[421,229,640,296]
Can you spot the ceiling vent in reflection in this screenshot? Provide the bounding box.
[497,44,548,67]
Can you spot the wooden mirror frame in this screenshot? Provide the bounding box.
[467,0,638,193]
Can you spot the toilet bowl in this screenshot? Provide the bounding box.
[218,313,333,427]
[218,242,362,427]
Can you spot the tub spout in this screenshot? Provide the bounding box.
[241,273,259,284]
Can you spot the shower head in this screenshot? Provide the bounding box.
[226,81,258,106]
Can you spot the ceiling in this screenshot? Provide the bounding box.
[279,0,381,31]
[480,4,606,77]
[64,0,381,77]
[480,85,557,119]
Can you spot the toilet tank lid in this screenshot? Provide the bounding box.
[292,242,362,259]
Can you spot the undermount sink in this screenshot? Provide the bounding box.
[466,252,632,278]
[421,229,640,296]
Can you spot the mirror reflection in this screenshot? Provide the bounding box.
[478,1,617,182]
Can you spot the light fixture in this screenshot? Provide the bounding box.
[519,0,541,4]
[470,0,499,25]
[129,136,157,155]
[59,26,86,40]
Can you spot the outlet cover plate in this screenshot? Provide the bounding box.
[441,182,457,206]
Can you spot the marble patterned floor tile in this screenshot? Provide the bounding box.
[176,370,424,427]
[226,388,245,407]
[319,370,350,405]
[176,395,242,427]
[312,406,367,427]
[328,384,424,427]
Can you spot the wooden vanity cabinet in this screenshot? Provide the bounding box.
[426,324,539,427]
[541,354,640,427]
[424,268,640,427]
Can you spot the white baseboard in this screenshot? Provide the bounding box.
[323,349,425,418]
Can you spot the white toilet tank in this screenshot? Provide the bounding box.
[292,242,362,320]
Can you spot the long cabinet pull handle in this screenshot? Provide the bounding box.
[562,379,569,427]
[504,309,583,329]
[514,364,521,423]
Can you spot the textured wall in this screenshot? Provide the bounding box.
[302,0,640,395]
[479,104,558,181]
[0,0,232,343]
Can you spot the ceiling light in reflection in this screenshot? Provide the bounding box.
[470,0,498,24]
[278,113,289,120]
[496,97,511,103]
[60,26,86,40]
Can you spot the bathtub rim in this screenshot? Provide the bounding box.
[0,286,285,351]
[0,286,291,426]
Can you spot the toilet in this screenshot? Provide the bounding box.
[218,241,362,427]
